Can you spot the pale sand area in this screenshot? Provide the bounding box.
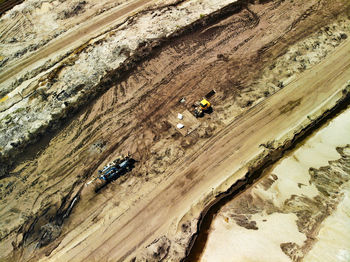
[304,182,350,262]
[201,106,350,262]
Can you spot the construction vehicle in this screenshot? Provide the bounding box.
[98,155,134,181]
[86,154,135,185]
[193,98,212,118]
[192,90,216,118]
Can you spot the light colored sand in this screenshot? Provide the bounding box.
[202,213,305,262]
[265,107,350,208]
[200,107,350,261]
[304,182,350,262]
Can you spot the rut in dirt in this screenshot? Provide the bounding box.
[1,0,262,256]
[0,0,23,15]
[2,0,350,261]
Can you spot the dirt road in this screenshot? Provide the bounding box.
[0,0,154,83]
[1,1,349,261]
[43,38,350,261]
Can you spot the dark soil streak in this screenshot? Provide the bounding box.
[0,0,23,15]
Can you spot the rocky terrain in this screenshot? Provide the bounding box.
[0,0,350,261]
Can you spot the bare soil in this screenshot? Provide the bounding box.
[0,0,350,261]
[0,0,157,83]
[0,0,23,15]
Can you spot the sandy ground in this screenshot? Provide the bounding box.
[0,0,350,261]
[304,182,350,262]
[0,0,159,81]
[199,107,350,262]
[0,0,245,165]
[36,39,350,261]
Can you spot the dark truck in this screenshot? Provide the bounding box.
[98,155,134,181]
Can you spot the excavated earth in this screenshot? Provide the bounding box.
[0,0,350,261]
[191,107,350,262]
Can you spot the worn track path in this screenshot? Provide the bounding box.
[0,0,154,83]
[43,39,350,261]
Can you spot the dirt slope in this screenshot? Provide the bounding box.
[197,107,350,262]
[0,0,156,83]
[41,39,350,261]
[0,0,244,169]
[0,0,349,261]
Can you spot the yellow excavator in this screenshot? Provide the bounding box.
[193,98,211,118]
